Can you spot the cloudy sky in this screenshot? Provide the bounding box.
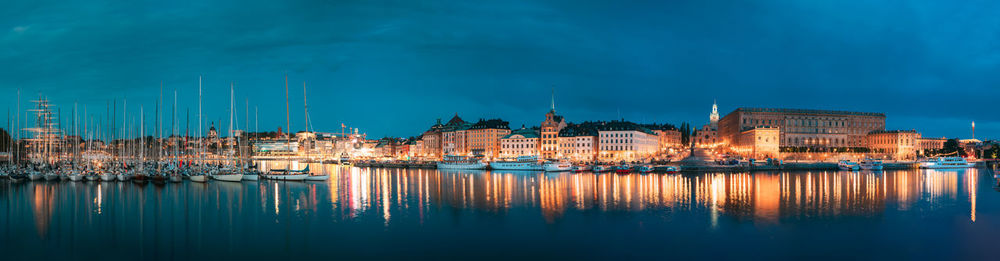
[1,0,997,139]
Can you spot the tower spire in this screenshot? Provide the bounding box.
[550,87,555,111]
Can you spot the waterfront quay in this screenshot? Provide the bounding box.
[260,100,997,171]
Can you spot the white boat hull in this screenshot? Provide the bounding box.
[68,175,83,182]
[29,173,43,181]
[489,162,543,171]
[266,173,309,181]
[543,165,572,172]
[919,163,975,169]
[99,174,115,181]
[305,174,329,181]
[437,162,488,170]
[212,174,244,182]
[190,175,208,182]
[242,174,259,181]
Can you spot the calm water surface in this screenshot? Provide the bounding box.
[2,163,999,260]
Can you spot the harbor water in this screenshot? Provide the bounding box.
[2,163,999,260]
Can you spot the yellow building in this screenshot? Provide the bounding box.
[540,108,566,159]
[733,126,780,159]
[466,119,510,159]
[501,127,540,158]
[864,130,920,160]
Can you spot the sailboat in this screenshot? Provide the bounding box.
[190,76,208,183]
[211,82,243,182]
[265,75,308,181]
[301,82,328,181]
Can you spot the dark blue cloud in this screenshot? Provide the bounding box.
[1,0,997,139]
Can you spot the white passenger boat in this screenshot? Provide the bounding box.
[919,157,974,169]
[437,155,488,170]
[542,160,572,172]
[489,156,543,171]
[838,160,859,171]
[44,172,59,181]
[593,165,612,173]
[573,165,592,172]
[859,159,883,171]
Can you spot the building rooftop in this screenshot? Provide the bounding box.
[867,129,918,135]
[469,119,510,130]
[733,107,886,117]
[503,127,539,139]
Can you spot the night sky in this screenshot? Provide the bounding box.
[1,0,997,139]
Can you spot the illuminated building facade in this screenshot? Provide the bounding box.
[540,103,566,159]
[597,121,658,162]
[732,126,781,159]
[719,108,885,149]
[441,114,471,156]
[864,130,920,159]
[466,119,510,159]
[557,124,599,162]
[500,126,540,158]
[917,137,946,155]
[420,119,444,159]
[694,101,720,147]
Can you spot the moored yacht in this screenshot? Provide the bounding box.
[489,155,543,171]
[919,157,974,169]
[859,159,883,171]
[437,155,488,170]
[542,159,572,172]
[838,160,860,171]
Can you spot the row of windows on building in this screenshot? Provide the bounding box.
[743,118,883,128]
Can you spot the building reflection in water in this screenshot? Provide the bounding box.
[329,167,987,225]
[14,166,991,240]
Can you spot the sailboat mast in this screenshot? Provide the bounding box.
[285,74,290,154]
[198,75,202,167]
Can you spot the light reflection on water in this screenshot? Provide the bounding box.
[2,164,998,260]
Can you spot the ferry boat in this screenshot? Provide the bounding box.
[573,165,592,172]
[542,160,573,172]
[859,159,883,171]
[838,160,859,171]
[593,165,612,173]
[437,155,488,170]
[489,155,543,171]
[919,157,974,169]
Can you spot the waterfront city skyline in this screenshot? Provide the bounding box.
[2,1,998,140]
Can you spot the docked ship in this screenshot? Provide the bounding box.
[543,159,573,172]
[489,155,543,171]
[919,157,974,169]
[859,159,883,170]
[838,160,859,171]
[437,155,488,170]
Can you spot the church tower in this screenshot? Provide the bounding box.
[709,100,719,130]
